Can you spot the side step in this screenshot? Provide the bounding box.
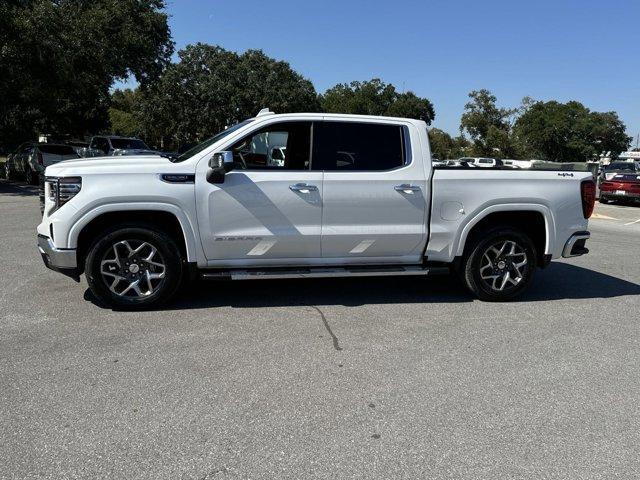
[200,265,450,281]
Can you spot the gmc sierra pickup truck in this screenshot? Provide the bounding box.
[37,110,595,309]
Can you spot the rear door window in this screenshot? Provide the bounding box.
[312,122,405,171]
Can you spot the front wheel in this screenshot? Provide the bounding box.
[462,228,537,302]
[85,227,184,310]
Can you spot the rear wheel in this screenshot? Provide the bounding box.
[85,227,184,310]
[462,227,537,302]
[25,167,38,185]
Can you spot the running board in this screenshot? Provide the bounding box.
[200,265,450,281]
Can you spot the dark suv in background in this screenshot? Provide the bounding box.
[83,136,160,157]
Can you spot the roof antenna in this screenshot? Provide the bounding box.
[257,108,274,117]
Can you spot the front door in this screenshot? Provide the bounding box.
[197,121,323,265]
[314,120,428,262]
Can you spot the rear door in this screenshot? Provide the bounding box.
[314,120,428,262]
[196,121,323,264]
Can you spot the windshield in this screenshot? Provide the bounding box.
[605,163,634,171]
[174,119,255,162]
[110,138,149,150]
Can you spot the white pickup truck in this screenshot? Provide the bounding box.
[37,110,595,309]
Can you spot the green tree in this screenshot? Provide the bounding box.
[321,79,435,124]
[429,128,470,160]
[460,89,516,156]
[0,0,173,150]
[108,89,142,137]
[138,44,320,149]
[513,101,631,162]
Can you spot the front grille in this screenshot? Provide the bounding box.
[39,174,45,214]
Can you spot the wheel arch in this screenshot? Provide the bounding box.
[70,203,199,271]
[455,205,553,267]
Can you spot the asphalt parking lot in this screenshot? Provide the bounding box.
[1,180,639,480]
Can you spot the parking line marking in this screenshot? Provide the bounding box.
[592,213,617,220]
[624,218,640,226]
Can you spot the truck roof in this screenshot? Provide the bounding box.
[252,111,428,126]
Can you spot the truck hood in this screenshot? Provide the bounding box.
[45,155,174,176]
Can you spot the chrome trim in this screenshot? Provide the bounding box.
[202,265,440,281]
[562,232,591,258]
[38,235,77,269]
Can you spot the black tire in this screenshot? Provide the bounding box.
[25,167,38,185]
[599,197,609,204]
[85,226,184,310]
[462,227,537,302]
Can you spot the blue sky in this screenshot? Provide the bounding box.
[119,0,640,142]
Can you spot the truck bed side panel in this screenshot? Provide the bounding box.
[428,170,592,262]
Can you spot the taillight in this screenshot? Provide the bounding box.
[581,180,596,219]
[37,152,44,165]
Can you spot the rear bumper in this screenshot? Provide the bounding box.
[37,234,79,280]
[562,231,590,258]
[600,191,640,200]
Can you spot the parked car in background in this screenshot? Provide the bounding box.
[502,159,533,169]
[4,143,79,184]
[599,161,640,182]
[82,136,160,157]
[66,140,89,156]
[599,173,640,204]
[469,157,499,168]
[441,159,476,168]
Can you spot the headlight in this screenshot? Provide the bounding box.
[46,176,82,212]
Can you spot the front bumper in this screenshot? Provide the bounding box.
[37,234,79,281]
[562,231,590,258]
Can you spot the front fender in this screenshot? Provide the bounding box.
[66,202,200,263]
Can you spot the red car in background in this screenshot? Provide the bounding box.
[600,173,640,204]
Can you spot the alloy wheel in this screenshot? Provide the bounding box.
[100,240,166,298]
[478,239,529,292]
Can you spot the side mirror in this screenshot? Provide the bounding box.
[207,151,234,184]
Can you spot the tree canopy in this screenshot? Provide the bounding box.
[136,44,320,149]
[321,79,435,124]
[428,128,470,160]
[0,0,173,150]
[513,100,631,162]
[460,89,517,157]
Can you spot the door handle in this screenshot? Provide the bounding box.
[289,183,318,193]
[394,184,421,194]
